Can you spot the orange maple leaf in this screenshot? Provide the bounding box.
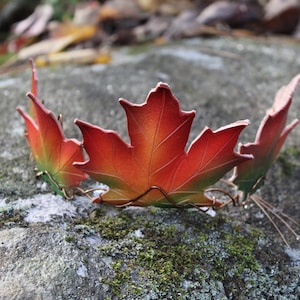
[74,82,252,207]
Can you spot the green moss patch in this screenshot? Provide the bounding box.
[277,146,300,176]
[82,207,266,298]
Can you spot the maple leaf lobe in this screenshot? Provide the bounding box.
[118,82,196,182]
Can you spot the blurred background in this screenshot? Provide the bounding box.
[0,0,299,73]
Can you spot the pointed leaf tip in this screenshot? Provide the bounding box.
[273,74,300,112]
[156,82,171,89]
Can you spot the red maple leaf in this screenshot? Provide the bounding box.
[74,82,251,207]
[231,74,300,198]
[17,62,87,198]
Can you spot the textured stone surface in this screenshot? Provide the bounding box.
[0,36,299,299]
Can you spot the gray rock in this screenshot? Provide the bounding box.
[0,37,299,299]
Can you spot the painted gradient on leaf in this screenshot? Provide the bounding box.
[74,82,251,207]
[169,121,252,205]
[232,74,300,198]
[17,92,87,197]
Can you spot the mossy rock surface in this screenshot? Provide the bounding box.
[0,205,299,299]
[0,36,299,299]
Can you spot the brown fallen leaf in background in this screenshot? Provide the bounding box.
[101,0,142,19]
[13,4,53,38]
[163,9,201,40]
[264,0,300,34]
[197,0,263,28]
[12,25,97,60]
[0,24,98,73]
[0,0,39,33]
[0,0,299,74]
[134,14,173,42]
[135,0,193,15]
[34,47,111,67]
[73,0,102,25]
